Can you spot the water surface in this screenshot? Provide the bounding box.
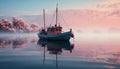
[0,33,120,69]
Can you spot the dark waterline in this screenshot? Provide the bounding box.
[0,34,120,69]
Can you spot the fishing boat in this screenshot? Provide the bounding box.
[38,4,74,41]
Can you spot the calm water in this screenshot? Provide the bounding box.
[0,33,120,69]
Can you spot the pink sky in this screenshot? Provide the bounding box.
[0,0,120,33]
[57,0,120,33]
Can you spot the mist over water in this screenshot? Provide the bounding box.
[0,33,120,69]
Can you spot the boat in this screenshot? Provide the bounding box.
[38,4,74,41]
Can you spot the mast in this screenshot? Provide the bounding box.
[43,9,46,30]
[56,4,58,26]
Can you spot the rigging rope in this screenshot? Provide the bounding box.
[48,1,71,31]
[49,11,56,27]
[59,11,70,30]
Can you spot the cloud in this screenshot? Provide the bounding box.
[0,10,43,16]
[0,9,118,33]
[108,27,120,33]
[88,0,120,12]
[56,9,120,33]
[15,10,43,16]
[0,17,40,32]
[30,23,40,32]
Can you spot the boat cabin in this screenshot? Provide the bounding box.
[47,24,62,35]
[40,28,47,34]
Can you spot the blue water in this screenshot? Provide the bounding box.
[0,33,120,69]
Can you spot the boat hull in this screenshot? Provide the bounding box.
[38,31,71,41]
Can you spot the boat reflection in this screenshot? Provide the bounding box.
[37,39,74,68]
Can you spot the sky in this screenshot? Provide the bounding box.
[0,0,105,16]
[0,0,120,33]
